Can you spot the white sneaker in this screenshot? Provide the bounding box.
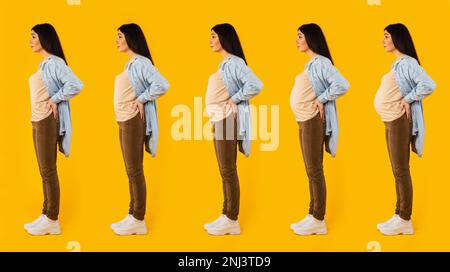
[26,215,61,236]
[24,214,46,230]
[293,217,327,236]
[206,217,241,236]
[377,214,400,230]
[113,216,148,236]
[204,214,226,230]
[378,216,414,236]
[111,214,133,230]
[290,214,313,230]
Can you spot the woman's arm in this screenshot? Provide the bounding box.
[316,62,350,104]
[230,63,263,104]
[136,61,170,104]
[402,61,436,103]
[49,59,83,104]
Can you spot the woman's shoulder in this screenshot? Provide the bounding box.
[222,55,246,69]
[229,55,246,65]
[41,55,67,70]
[394,55,420,71]
[312,55,333,68]
[307,55,333,72]
[128,55,154,70]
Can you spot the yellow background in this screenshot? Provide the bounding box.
[0,0,448,252]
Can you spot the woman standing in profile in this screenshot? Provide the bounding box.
[289,23,349,236]
[203,23,263,236]
[110,23,170,236]
[375,24,436,236]
[25,23,83,235]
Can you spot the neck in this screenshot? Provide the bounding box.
[306,49,318,60]
[393,50,404,60]
[40,50,51,60]
[127,50,138,60]
[220,50,232,60]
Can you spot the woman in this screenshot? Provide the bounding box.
[375,23,436,235]
[289,23,349,236]
[110,23,169,236]
[203,23,263,236]
[24,23,83,235]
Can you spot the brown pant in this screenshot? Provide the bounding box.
[32,114,60,221]
[118,114,147,220]
[385,113,413,221]
[213,113,240,220]
[298,113,326,221]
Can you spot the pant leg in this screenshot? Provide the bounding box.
[32,114,60,221]
[118,124,135,215]
[32,124,47,215]
[385,125,402,215]
[298,114,326,221]
[298,121,315,216]
[118,115,147,220]
[212,116,228,215]
[213,113,240,220]
[385,113,413,220]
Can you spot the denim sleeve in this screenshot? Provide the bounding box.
[49,59,83,104]
[136,61,170,103]
[403,62,436,103]
[230,63,263,104]
[316,62,350,104]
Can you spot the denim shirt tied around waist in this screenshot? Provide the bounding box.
[39,55,83,157]
[126,55,170,157]
[305,55,350,157]
[219,55,263,157]
[391,55,436,157]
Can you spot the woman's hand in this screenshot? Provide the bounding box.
[225,99,236,110]
[47,100,58,120]
[314,99,325,121]
[400,99,411,120]
[222,100,236,118]
[134,100,145,120]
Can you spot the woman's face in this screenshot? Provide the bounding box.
[30,30,42,53]
[210,30,222,52]
[117,31,129,53]
[383,30,396,52]
[296,31,309,52]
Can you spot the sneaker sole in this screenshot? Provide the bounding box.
[379,229,414,236]
[113,230,148,236]
[293,229,328,236]
[27,229,62,236]
[206,229,241,236]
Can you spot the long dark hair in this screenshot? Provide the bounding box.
[211,23,247,64]
[31,23,67,64]
[118,23,154,64]
[385,23,420,65]
[298,23,333,64]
